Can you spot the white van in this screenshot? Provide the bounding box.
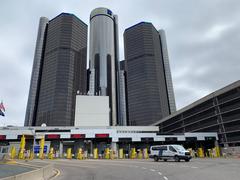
[149,144,191,162]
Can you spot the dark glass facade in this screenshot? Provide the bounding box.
[154,81,240,147]
[28,13,88,126]
[124,22,170,126]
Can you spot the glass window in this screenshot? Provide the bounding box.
[169,146,177,152]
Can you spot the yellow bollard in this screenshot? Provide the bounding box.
[10,146,16,159]
[77,148,84,160]
[137,149,143,159]
[119,148,124,159]
[143,148,149,159]
[197,148,204,158]
[39,137,45,159]
[104,148,110,159]
[110,149,115,160]
[93,148,98,159]
[130,148,137,159]
[29,150,34,160]
[18,135,26,159]
[67,148,72,159]
[215,147,221,157]
[48,147,54,159]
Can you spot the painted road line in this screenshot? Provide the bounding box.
[158,172,162,175]
[150,169,156,172]
[51,168,61,180]
[191,166,198,169]
[53,162,96,169]
[164,176,168,180]
[141,167,147,169]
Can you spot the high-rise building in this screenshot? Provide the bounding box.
[159,30,176,114]
[124,22,174,125]
[119,60,128,126]
[25,17,49,126]
[88,7,120,126]
[25,13,88,126]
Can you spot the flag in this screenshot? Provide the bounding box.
[0,101,5,112]
[0,109,4,116]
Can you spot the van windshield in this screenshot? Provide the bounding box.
[173,145,186,151]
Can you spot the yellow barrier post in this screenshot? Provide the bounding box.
[39,137,45,160]
[137,149,143,159]
[197,148,204,158]
[29,150,34,160]
[67,148,72,159]
[110,149,115,160]
[10,146,16,159]
[130,148,137,159]
[18,135,25,160]
[48,147,54,159]
[215,146,221,157]
[93,148,98,159]
[77,148,84,160]
[119,148,124,159]
[143,148,149,159]
[104,148,110,159]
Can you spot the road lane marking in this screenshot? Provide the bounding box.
[53,162,96,169]
[191,166,198,169]
[141,167,147,169]
[158,172,162,175]
[51,168,61,180]
[164,176,168,180]
[150,169,156,172]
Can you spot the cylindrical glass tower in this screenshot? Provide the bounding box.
[89,7,119,126]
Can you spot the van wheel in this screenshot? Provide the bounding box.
[164,159,167,162]
[185,159,190,162]
[154,156,159,162]
[174,156,180,162]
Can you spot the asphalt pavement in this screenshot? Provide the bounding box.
[34,158,240,180]
[0,163,34,179]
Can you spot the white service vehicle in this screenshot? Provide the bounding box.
[149,144,191,162]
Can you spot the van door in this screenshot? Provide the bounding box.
[160,146,168,157]
[168,145,178,156]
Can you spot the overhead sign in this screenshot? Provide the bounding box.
[34,145,47,153]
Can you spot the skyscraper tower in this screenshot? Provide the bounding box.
[124,22,175,125]
[159,29,176,114]
[89,7,120,126]
[25,13,88,126]
[25,17,49,126]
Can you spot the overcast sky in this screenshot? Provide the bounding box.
[0,0,239,126]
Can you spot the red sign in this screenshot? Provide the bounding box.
[0,135,6,140]
[95,134,109,138]
[45,134,60,139]
[71,134,85,139]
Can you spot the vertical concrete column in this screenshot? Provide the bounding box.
[59,141,63,158]
[111,142,117,158]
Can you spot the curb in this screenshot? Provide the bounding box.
[0,163,55,180]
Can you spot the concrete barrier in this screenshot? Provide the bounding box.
[1,164,55,180]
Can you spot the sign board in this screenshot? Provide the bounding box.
[34,145,47,153]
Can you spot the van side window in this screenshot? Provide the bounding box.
[152,147,161,150]
[169,146,177,152]
[161,146,167,150]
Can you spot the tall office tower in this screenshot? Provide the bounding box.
[25,13,88,126]
[89,7,120,126]
[159,29,176,114]
[124,22,174,125]
[25,17,49,126]
[119,60,128,125]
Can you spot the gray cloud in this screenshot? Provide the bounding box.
[0,0,239,125]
